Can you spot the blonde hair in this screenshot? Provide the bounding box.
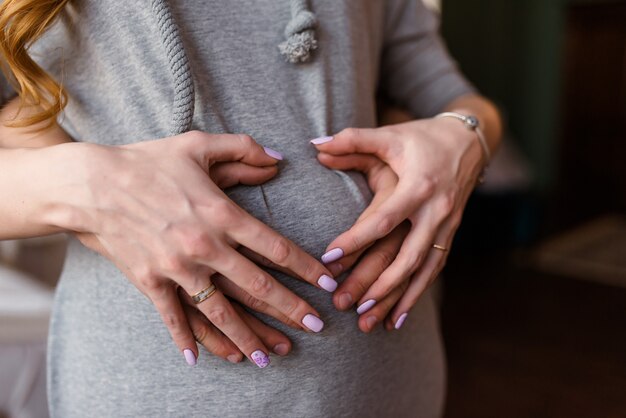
[0,0,69,128]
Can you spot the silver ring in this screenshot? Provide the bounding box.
[191,284,217,304]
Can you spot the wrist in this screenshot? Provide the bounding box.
[34,142,105,234]
[443,96,503,157]
[427,116,486,185]
[435,111,490,166]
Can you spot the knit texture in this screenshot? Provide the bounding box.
[279,0,318,63]
[151,0,195,134]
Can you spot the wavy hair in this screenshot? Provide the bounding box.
[0,0,69,128]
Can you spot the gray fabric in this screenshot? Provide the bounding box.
[31,1,476,417]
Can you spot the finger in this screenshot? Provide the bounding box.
[320,162,398,277]
[232,304,292,357]
[321,177,432,261]
[185,131,282,166]
[386,225,455,331]
[320,183,396,270]
[310,127,394,159]
[228,217,338,294]
[212,273,303,330]
[334,222,409,312]
[181,293,244,364]
[240,244,363,288]
[324,249,361,277]
[237,246,294,277]
[210,162,278,188]
[357,203,449,307]
[186,283,273,369]
[385,252,441,332]
[316,153,398,195]
[316,153,381,173]
[148,283,199,366]
[210,249,326,333]
[358,280,408,333]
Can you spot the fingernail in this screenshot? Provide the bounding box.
[273,343,289,356]
[227,354,241,364]
[394,313,408,330]
[302,313,325,333]
[183,349,196,366]
[317,274,338,292]
[321,248,344,264]
[365,315,377,330]
[356,299,377,315]
[263,146,283,160]
[310,136,334,145]
[251,350,270,368]
[338,292,353,310]
[328,262,343,276]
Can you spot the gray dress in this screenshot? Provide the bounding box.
[31,0,475,416]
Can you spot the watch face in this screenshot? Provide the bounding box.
[466,116,479,129]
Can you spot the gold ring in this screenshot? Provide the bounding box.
[432,244,448,252]
[191,284,217,304]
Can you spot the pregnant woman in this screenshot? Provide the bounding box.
[0,0,501,417]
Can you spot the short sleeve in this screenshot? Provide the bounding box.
[379,0,476,118]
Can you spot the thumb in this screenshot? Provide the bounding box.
[316,153,380,173]
[317,153,398,194]
[210,162,278,189]
[183,131,282,168]
[310,127,391,158]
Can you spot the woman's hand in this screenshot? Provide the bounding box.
[304,151,411,333]
[312,114,488,329]
[0,98,324,365]
[180,286,293,363]
[37,131,335,368]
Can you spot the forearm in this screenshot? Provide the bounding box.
[0,143,88,239]
[443,93,503,160]
[0,97,81,238]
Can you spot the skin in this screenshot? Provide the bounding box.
[1,91,501,362]
[314,94,502,332]
[0,99,336,367]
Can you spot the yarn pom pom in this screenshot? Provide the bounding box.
[279,31,318,63]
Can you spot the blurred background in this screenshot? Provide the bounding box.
[440,0,626,417]
[1,0,624,417]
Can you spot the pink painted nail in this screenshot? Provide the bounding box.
[263,146,283,160]
[321,248,344,264]
[273,343,289,356]
[394,313,408,330]
[302,314,325,332]
[317,274,338,292]
[356,299,376,315]
[251,350,270,368]
[183,349,196,366]
[310,136,334,145]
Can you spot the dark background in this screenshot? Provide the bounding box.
[440,0,626,416]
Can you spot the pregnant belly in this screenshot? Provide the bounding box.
[223,152,374,326]
[226,153,372,263]
[50,156,445,416]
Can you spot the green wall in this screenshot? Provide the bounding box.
[441,0,567,192]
